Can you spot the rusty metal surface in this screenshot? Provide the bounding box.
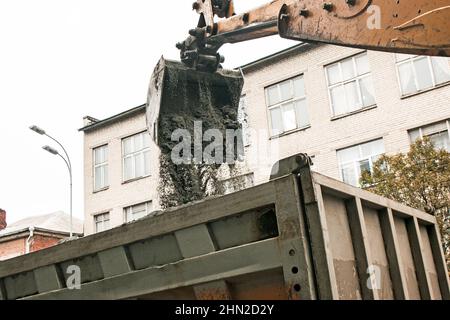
[138,269,289,300]
[194,281,232,300]
[192,0,449,59]
[278,0,450,56]
[211,0,287,44]
[311,173,450,300]
[192,0,215,37]
[193,0,235,28]
[179,0,449,71]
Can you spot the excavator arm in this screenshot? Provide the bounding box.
[177,0,450,71]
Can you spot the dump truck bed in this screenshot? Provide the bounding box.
[0,158,449,300]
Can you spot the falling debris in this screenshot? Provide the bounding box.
[147,58,244,209]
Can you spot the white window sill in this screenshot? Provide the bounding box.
[93,187,109,194]
[331,105,377,121]
[400,81,450,100]
[270,125,311,140]
[122,175,151,185]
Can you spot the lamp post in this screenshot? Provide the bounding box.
[30,126,73,239]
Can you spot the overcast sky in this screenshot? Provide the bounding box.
[0,1,296,223]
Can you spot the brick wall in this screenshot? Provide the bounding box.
[0,233,63,261]
[30,235,61,252]
[0,238,25,261]
[241,44,450,184]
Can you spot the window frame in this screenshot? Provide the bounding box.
[122,131,151,183]
[124,201,153,223]
[264,74,309,137]
[337,139,385,187]
[408,119,450,151]
[94,212,110,233]
[325,52,376,117]
[93,144,109,192]
[395,54,450,97]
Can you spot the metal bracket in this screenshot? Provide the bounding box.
[270,153,313,181]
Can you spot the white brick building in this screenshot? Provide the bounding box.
[81,44,450,235]
[240,43,450,186]
[80,105,160,235]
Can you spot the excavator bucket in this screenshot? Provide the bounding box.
[146,57,244,208]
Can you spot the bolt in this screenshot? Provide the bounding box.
[323,3,334,11]
[299,9,309,17]
[346,0,356,6]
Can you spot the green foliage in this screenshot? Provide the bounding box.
[361,137,450,272]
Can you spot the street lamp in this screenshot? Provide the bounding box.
[30,125,46,135]
[42,145,59,155]
[30,126,74,239]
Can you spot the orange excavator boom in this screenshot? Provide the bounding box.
[177,0,450,71]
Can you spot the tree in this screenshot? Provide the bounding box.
[361,137,450,272]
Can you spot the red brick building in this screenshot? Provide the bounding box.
[0,210,83,261]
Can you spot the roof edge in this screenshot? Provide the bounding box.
[0,227,83,241]
[79,104,146,133]
[237,42,321,72]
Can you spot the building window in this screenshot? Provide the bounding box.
[125,201,153,223]
[93,145,108,191]
[396,54,450,96]
[326,52,376,117]
[337,139,385,187]
[123,132,151,182]
[265,75,309,136]
[409,120,450,152]
[94,213,110,233]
